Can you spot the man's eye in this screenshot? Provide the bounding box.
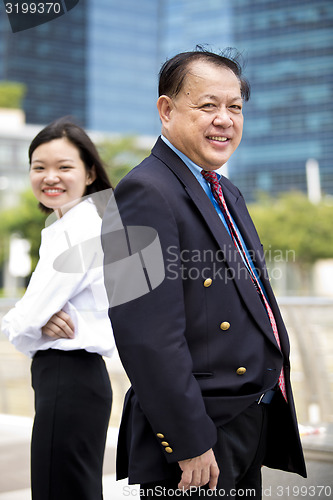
[202,103,215,109]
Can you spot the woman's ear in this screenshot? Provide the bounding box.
[86,165,97,185]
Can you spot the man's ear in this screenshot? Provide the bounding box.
[157,95,174,126]
[86,165,97,185]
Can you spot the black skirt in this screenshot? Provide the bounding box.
[31,348,112,500]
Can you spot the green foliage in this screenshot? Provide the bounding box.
[0,81,27,109]
[97,136,150,186]
[248,192,333,266]
[0,191,46,270]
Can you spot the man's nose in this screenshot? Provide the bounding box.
[213,108,233,128]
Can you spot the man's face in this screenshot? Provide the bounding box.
[159,60,244,171]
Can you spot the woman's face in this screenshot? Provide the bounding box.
[29,138,95,215]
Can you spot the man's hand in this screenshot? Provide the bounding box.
[42,310,75,339]
[178,448,219,491]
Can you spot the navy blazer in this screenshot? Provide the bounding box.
[102,137,306,484]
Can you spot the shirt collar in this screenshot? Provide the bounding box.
[161,135,221,183]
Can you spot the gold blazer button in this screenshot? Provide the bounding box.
[220,321,230,331]
[165,447,173,453]
[236,367,247,375]
[203,278,212,287]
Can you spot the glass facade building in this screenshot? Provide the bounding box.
[0,2,87,125]
[87,0,160,134]
[0,0,332,200]
[158,0,233,60]
[230,0,333,200]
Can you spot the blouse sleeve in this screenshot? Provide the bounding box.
[1,202,104,356]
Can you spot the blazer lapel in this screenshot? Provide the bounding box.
[221,180,263,267]
[221,177,291,356]
[152,139,277,343]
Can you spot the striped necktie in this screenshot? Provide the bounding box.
[201,170,287,402]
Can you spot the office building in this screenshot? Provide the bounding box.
[230,0,333,199]
[0,1,87,125]
[87,0,160,134]
[0,0,332,200]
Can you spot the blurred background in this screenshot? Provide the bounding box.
[0,0,332,497]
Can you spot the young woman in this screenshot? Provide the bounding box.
[2,118,115,499]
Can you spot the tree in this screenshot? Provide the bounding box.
[98,136,150,186]
[0,191,46,272]
[248,192,333,292]
[248,192,333,265]
[0,81,27,109]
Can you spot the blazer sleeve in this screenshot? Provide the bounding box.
[102,171,217,463]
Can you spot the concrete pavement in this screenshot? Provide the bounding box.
[0,414,332,499]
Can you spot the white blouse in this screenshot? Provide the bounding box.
[2,199,115,359]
